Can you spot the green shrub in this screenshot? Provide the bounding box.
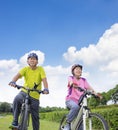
[40,110,68,122]
[40,105,118,130]
[89,105,118,130]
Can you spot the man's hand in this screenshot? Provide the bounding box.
[43,88,49,94]
[8,81,16,87]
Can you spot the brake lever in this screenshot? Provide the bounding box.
[15,85,22,89]
[34,83,38,89]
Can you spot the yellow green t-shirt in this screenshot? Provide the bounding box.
[19,66,46,99]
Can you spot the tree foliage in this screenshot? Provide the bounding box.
[111,85,118,104]
[0,102,11,112]
[88,84,118,107]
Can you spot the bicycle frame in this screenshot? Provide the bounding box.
[59,87,109,130]
[15,84,43,130]
[18,89,32,130]
[25,92,31,126]
[22,92,31,127]
[71,95,89,130]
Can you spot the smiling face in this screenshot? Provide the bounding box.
[27,57,38,69]
[73,66,82,78]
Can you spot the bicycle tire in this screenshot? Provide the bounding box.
[21,104,30,130]
[76,113,109,130]
[59,114,67,130]
[18,104,25,130]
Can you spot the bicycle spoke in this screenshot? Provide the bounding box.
[59,114,67,130]
[76,113,109,130]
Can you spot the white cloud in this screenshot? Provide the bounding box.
[63,23,118,74]
[97,24,118,62]
[0,59,18,70]
[63,23,118,94]
[0,24,118,107]
[100,59,118,72]
[63,46,79,63]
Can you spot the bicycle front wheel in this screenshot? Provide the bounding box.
[19,104,30,130]
[22,104,30,130]
[59,114,67,130]
[76,113,109,130]
[18,104,25,130]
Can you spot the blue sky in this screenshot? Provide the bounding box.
[0,0,118,64]
[0,0,118,107]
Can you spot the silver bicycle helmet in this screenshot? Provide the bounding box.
[27,53,38,60]
[71,64,83,75]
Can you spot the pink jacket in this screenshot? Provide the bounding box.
[66,76,90,104]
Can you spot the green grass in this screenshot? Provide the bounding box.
[0,114,59,130]
[40,120,59,130]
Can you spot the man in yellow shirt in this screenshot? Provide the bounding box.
[9,52,49,130]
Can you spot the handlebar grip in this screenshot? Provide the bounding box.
[38,90,44,94]
[77,87,85,92]
[15,85,22,89]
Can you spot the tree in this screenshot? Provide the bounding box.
[0,102,11,112]
[107,84,118,104]
[111,90,118,104]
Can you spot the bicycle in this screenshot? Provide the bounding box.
[9,83,43,130]
[59,86,109,130]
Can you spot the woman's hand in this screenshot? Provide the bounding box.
[96,93,103,100]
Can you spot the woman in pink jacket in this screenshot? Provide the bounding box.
[63,64,99,130]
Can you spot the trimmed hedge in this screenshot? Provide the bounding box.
[40,105,118,130]
[92,105,118,130]
[40,110,68,122]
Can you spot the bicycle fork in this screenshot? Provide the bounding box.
[71,107,83,130]
[83,97,92,130]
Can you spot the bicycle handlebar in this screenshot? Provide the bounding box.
[15,84,44,94]
[74,86,100,98]
[73,86,101,106]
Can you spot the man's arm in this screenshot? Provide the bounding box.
[42,78,49,94]
[9,73,21,87]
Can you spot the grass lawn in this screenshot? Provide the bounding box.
[0,114,59,130]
